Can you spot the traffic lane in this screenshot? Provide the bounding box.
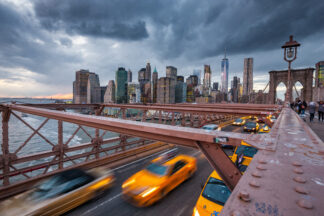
[65,146,205,216]
[221,124,243,133]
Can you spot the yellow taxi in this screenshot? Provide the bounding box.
[232,118,246,126]
[243,121,259,132]
[258,124,271,133]
[192,171,231,216]
[0,168,115,216]
[122,154,197,207]
[231,141,258,173]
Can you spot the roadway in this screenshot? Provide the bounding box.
[65,122,248,216]
[65,146,213,216]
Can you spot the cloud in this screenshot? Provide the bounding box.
[0,0,324,97]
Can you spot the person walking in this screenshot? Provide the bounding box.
[297,100,302,114]
[309,101,316,122]
[301,100,307,115]
[318,101,324,122]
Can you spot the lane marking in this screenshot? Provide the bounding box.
[80,193,122,216]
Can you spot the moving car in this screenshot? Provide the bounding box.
[231,141,258,172]
[202,124,218,131]
[243,121,259,132]
[192,171,231,216]
[232,118,246,126]
[258,124,270,133]
[0,168,115,216]
[122,154,197,207]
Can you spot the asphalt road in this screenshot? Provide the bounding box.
[65,123,249,216]
[65,146,215,216]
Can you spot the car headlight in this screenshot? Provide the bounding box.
[141,186,159,198]
[193,207,200,216]
[122,179,135,189]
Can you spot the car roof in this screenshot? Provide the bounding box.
[163,154,194,166]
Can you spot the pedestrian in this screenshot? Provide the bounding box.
[297,100,302,114]
[309,101,316,122]
[301,100,307,115]
[318,101,324,122]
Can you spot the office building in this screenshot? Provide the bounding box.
[73,69,91,104]
[104,80,115,103]
[115,67,128,104]
[213,82,219,91]
[175,76,186,103]
[128,82,140,103]
[203,65,211,88]
[243,58,253,95]
[87,72,101,104]
[157,77,174,104]
[145,62,151,82]
[221,50,229,93]
[127,69,132,82]
[152,67,158,103]
[138,68,146,82]
[193,69,202,85]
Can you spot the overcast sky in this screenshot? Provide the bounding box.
[0,0,323,99]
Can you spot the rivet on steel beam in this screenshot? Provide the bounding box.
[231,210,245,216]
[293,168,304,174]
[256,165,267,171]
[294,186,309,194]
[251,171,262,178]
[238,190,251,202]
[249,180,260,188]
[293,176,307,184]
[292,161,302,167]
[297,199,313,209]
[229,174,234,179]
[258,158,267,164]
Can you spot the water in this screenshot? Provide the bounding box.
[0,98,123,183]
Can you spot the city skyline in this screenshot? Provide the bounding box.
[1,0,324,98]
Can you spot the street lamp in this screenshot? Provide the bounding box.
[282,35,300,103]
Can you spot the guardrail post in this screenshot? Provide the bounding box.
[121,108,126,119]
[1,108,11,186]
[158,110,162,124]
[58,120,64,169]
[142,110,147,122]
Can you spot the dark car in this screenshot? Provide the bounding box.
[243,122,259,132]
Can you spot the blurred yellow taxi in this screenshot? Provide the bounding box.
[231,141,258,173]
[258,124,270,133]
[231,118,246,126]
[192,171,231,216]
[122,154,197,207]
[0,168,115,216]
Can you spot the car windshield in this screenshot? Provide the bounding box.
[235,119,243,122]
[202,125,217,130]
[202,177,231,206]
[245,122,256,127]
[235,145,258,158]
[31,169,95,201]
[146,163,168,176]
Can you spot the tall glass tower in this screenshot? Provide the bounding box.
[221,49,229,93]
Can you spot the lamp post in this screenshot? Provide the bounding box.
[282,35,300,103]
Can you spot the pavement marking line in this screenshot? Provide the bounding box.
[191,150,201,157]
[175,205,187,216]
[80,193,122,216]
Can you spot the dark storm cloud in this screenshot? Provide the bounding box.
[32,0,324,59]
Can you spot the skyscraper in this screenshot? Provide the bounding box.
[175,76,186,103]
[243,58,253,95]
[152,67,158,103]
[115,67,128,104]
[138,68,146,82]
[221,50,229,93]
[104,80,115,103]
[127,69,132,82]
[193,69,202,85]
[73,69,91,104]
[213,82,219,91]
[166,66,177,103]
[145,62,151,82]
[157,77,173,104]
[87,73,101,104]
[203,65,211,88]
